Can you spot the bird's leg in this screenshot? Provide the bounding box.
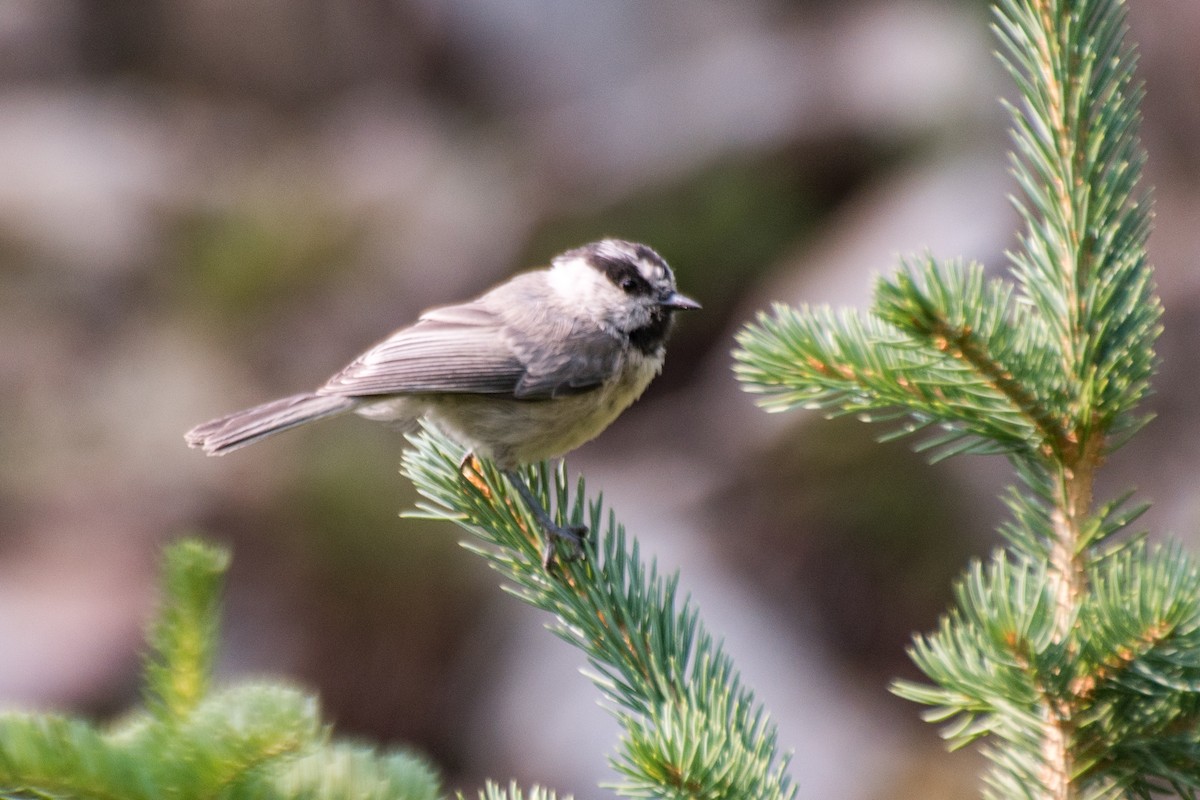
[502,468,587,569]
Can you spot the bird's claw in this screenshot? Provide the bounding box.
[500,467,590,571]
[540,522,588,570]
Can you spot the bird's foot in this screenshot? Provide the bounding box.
[539,521,588,570]
[502,468,588,570]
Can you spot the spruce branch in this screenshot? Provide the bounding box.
[402,426,796,800]
[0,714,139,800]
[142,539,228,723]
[735,256,1067,461]
[995,0,1160,447]
[875,257,1070,460]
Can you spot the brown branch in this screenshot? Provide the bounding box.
[1010,631,1076,800]
[926,319,1073,459]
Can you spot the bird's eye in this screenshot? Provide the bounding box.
[620,277,639,292]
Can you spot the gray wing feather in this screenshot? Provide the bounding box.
[319,280,622,400]
[511,330,618,399]
[320,303,525,397]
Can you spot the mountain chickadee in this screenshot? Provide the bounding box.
[185,239,700,566]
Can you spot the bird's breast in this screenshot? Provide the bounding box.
[422,349,663,467]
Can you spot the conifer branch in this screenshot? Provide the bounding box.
[995,0,1160,444]
[735,302,1040,458]
[902,309,1065,457]
[875,261,1072,461]
[402,427,796,800]
[142,539,228,723]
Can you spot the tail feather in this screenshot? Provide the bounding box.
[185,393,356,455]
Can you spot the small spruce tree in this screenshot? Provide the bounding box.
[734,0,1200,797]
[0,539,441,800]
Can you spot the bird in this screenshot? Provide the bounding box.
[185,239,700,567]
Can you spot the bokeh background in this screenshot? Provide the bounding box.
[2,1,1199,797]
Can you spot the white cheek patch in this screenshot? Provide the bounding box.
[548,256,622,311]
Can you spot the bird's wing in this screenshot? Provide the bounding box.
[320,282,623,400]
[508,322,620,399]
[319,300,528,397]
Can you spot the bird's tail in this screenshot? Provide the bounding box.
[185,392,356,456]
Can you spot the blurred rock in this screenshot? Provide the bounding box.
[0,0,83,79]
[0,503,156,713]
[0,88,178,277]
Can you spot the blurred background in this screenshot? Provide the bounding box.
[2,0,1199,796]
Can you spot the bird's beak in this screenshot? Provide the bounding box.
[661,292,702,311]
